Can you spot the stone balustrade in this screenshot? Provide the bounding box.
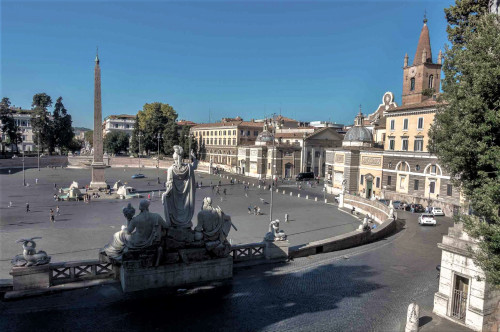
[49,259,117,286]
[230,242,266,262]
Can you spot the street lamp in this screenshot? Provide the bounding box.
[137,132,143,171]
[37,129,40,172]
[22,138,26,186]
[156,133,162,184]
[268,114,278,222]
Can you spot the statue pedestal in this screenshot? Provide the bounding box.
[10,265,51,291]
[90,162,107,189]
[265,240,289,260]
[120,257,233,293]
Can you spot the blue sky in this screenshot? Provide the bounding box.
[2,0,453,129]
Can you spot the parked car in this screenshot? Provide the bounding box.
[418,214,437,226]
[295,172,315,181]
[431,207,445,216]
[131,173,146,179]
[405,204,425,213]
[392,200,403,209]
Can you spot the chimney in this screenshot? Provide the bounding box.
[404,53,409,67]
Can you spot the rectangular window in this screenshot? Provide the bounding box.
[376,177,380,188]
[390,119,395,131]
[387,176,392,186]
[247,131,250,136]
[414,138,423,152]
[360,175,364,185]
[382,133,386,142]
[447,184,453,196]
[240,130,243,135]
[403,118,409,130]
[402,138,408,151]
[224,131,226,136]
[219,139,221,145]
[389,139,395,150]
[254,131,258,136]
[417,117,424,130]
[414,179,419,190]
[232,138,236,145]
[223,139,226,145]
[429,181,435,194]
[233,130,236,135]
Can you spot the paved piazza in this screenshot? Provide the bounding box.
[0,167,359,280]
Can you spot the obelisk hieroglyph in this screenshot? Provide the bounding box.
[90,50,107,189]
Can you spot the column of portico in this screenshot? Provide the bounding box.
[311,147,316,175]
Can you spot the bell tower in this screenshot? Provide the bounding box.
[402,15,442,106]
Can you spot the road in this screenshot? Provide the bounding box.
[0,207,471,331]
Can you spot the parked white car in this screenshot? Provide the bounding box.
[418,214,437,226]
[431,207,445,216]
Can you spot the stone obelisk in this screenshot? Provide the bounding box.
[90,50,107,189]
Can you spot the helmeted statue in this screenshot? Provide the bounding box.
[162,145,198,228]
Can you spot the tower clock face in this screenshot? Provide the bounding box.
[409,67,417,77]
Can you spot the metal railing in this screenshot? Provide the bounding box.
[451,289,467,321]
[230,242,265,262]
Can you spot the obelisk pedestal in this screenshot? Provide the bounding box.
[90,50,107,189]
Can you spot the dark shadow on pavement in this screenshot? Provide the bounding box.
[419,316,432,327]
[0,263,382,332]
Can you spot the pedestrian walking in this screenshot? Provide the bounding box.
[219,180,221,186]
[148,193,151,200]
[151,191,155,200]
[56,206,60,216]
[54,183,57,189]
[26,203,30,213]
[285,213,289,223]
[254,206,258,215]
[50,209,55,223]
[257,206,261,215]
[35,178,39,184]
[8,169,11,174]
[223,188,226,195]
[53,194,57,201]
[248,205,252,214]
[8,201,13,208]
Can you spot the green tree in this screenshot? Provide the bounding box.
[52,97,74,153]
[429,2,500,285]
[131,102,178,156]
[0,97,21,153]
[67,138,83,153]
[104,131,130,155]
[31,93,55,154]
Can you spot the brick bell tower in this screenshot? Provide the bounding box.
[402,15,442,106]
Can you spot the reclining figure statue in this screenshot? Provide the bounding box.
[100,200,169,263]
[194,197,236,257]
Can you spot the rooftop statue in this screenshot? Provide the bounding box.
[162,145,198,228]
[101,200,169,263]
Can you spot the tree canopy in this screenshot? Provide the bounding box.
[104,131,130,155]
[131,102,179,156]
[0,97,21,153]
[31,93,74,154]
[429,1,500,285]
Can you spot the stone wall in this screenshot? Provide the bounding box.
[0,156,68,168]
[343,193,391,224]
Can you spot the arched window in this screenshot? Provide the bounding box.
[428,75,434,89]
[397,161,410,172]
[410,78,415,91]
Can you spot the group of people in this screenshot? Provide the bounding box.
[248,205,261,215]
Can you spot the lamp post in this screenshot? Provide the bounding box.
[138,132,143,171]
[156,133,162,184]
[22,139,26,186]
[269,114,277,222]
[37,129,40,172]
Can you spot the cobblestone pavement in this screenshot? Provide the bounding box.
[0,168,359,279]
[0,202,471,331]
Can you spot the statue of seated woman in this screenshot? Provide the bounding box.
[100,200,170,263]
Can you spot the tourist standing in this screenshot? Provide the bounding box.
[8,201,13,208]
[50,209,55,223]
[26,203,30,213]
[56,206,60,216]
[35,178,38,185]
[285,213,289,223]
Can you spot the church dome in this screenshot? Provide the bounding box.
[344,126,373,142]
[256,130,274,143]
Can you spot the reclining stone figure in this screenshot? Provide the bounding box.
[194,197,236,257]
[100,200,169,263]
